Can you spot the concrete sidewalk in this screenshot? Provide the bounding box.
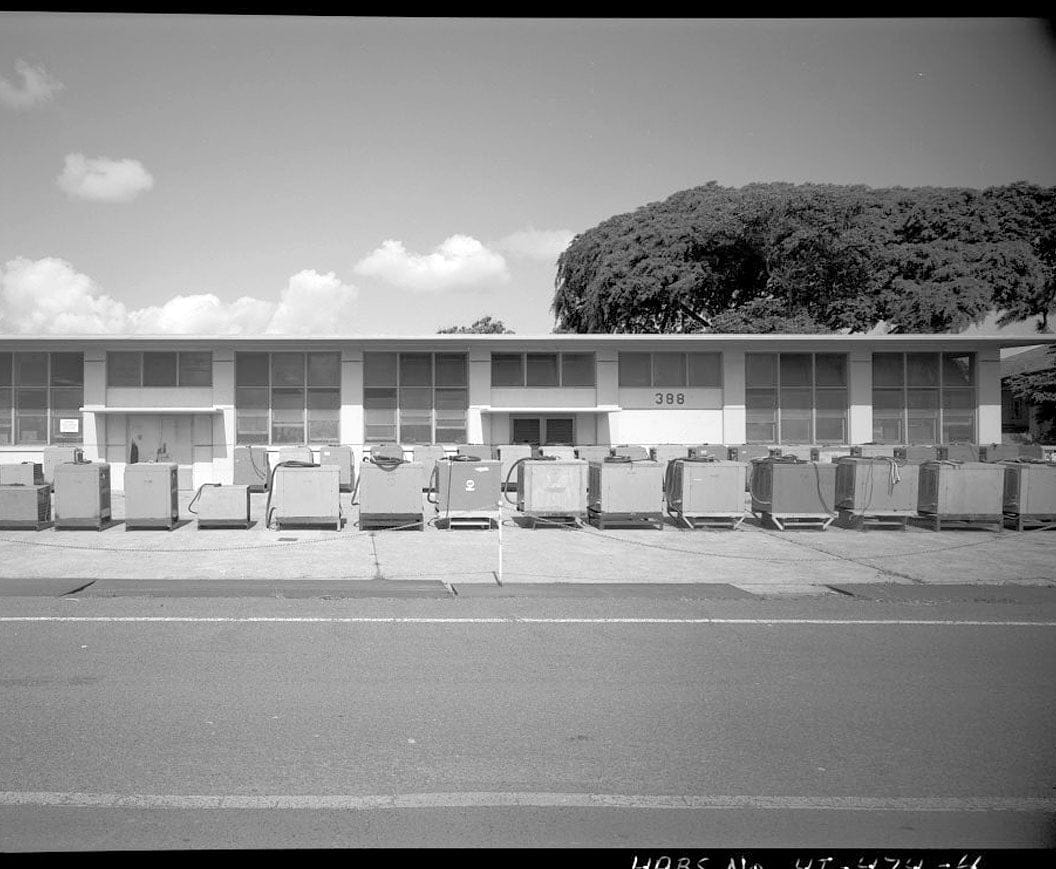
[0,491,1053,594]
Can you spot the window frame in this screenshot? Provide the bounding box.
[363,352,469,445]
[870,352,976,444]
[745,352,848,444]
[234,351,341,446]
[0,351,85,446]
[492,352,597,388]
[106,351,213,388]
[617,352,722,389]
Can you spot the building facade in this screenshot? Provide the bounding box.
[1,334,1050,490]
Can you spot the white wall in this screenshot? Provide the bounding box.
[468,348,490,444]
[212,349,235,485]
[721,350,744,444]
[105,387,214,408]
[848,349,872,443]
[490,387,598,408]
[977,348,1002,444]
[83,348,106,462]
[611,409,724,445]
[341,349,363,454]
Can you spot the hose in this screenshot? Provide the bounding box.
[353,451,407,508]
[503,456,547,504]
[186,482,221,515]
[263,459,322,530]
[747,455,801,509]
[247,447,269,488]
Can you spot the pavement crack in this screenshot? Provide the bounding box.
[61,580,96,597]
[368,534,384,581]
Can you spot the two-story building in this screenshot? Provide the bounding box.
[1,333,1052,490]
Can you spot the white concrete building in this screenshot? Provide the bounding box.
[0,333,1050,489]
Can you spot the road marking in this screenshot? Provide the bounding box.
[0,616,1055,626]
[0,791,1053,812]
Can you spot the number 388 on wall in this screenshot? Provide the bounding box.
[654,392,686,405]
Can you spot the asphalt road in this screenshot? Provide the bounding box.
[1,589,1055,850]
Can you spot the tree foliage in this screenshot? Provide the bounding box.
[437,316,514,334]
[1006,344,1056,441]
[552,181,1056,334]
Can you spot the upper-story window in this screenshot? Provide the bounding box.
[872,353,975,443]
[745,353,848,444]
[107,351,212,387]
[491,352,596,388]
[0,352,84,446]
[363,352,468,444]
[617,352,722,388]
[235,352,340,445]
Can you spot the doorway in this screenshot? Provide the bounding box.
[126,415,194,489]
[511,416,575,446]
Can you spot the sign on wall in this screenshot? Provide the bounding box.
[59,418,80,433]
[618,388,723,410]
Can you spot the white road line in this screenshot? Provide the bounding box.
[0,791,1053,812]
[0,616,1054,626]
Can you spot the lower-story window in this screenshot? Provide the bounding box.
[0,352,84,446]
[745,353,848,444]
[235,352,341,445]
[871,353,976,443]
[363,352,468,444]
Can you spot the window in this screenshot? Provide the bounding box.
[0,352,84,445]
[234,352,340,445]
[525,354,559,387]
[618,352,722,388]
[511,416,573,446]
[363,352,468,444]
[492,352,596,387]
[143,352,178,387]
[871,353,976,443]
[107,351,213,387]
[179,352,213,387]
[618,353,651,388]
[745,353,847,444]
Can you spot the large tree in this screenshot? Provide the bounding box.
[552,182,1056,334]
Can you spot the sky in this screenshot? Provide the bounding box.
[2,16,1056,337]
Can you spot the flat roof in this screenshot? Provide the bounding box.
[0,333,1052,350]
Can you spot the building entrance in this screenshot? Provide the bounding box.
[126,415,195,489]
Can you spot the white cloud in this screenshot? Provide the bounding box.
[0,258,128,334]
[0,257,359,335]
[57,153,155,203]
[266,269,358,335]
[127,294,276,336]
[0,60,64,109]
[353,235,510,292]
[497,227,575,261]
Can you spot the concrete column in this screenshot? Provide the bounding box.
[597,350,618,444]
[213,348,235,484]
[468,348,490,444]
[977,348,1001,444]
[722,350,745,444]
[848,349,872,444]
[81,348,106,461]
[342,349,363,451]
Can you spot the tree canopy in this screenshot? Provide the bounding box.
[437,315,514,334]
[552,181,1056,334]
[1006,344,1056,441]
